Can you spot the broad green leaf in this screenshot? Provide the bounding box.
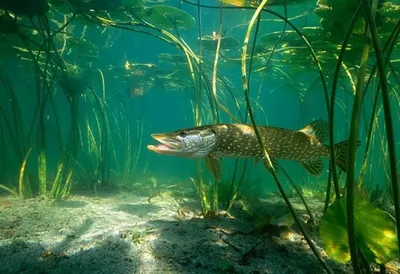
[378,2,400,19]
[142,5,195,30]
[320,196,398,264]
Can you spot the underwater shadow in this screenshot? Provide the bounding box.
[147,215,352,274]
[0,236,138,274]
[0,217,140,274]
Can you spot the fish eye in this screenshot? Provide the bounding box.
[179,131,187,138]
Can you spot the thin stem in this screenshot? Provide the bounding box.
[240,1,332,273]
[362,0,400,256]
[329,3,363,198]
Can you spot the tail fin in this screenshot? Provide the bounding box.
[334,140,361,173]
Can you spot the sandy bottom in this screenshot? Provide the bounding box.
[0,189,397,274]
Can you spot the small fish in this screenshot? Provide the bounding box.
[147,120,360,181]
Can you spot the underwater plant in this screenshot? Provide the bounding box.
[0,0,50,18]
[0,0,399,273]
[320,196,398,268]
[173,0,400,273]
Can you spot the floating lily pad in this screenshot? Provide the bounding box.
[260,27,328,48]
[58,68,93,97]
[220,0,247,7]
[143,5,195,30]
[226,0,310,7]
[320,197,398,264]
[157,53,188,64]
[315,0,368,39]
[316,0,360,10]
[0,0,50,16]
[66,35,99,53]
[378,2,400,19]
[124,62,157,82]
[257,27,364,67]
[263,0,311,5]
[64,0,123,11]
[121,0,143,8]
[199,35,239,51]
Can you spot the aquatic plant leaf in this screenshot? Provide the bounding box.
[320,199,350,263]
[266,0,311,5]
[247,0,311,6]
[157,53,187,64]
[355,200,398,264]
[49,0,73,14]
[315,0,367,38]
[318,16,366,35]
[320,197,398,264]
[66,35,100,53]
[221,0,247,7]
[199,35,239,51]
[121,0,143,8]
[259,27,327,48]
[378,2,400,19]
[58,69,92,97]
[143,5,195,30]
[0,0,50,16]
[316,0,360,10]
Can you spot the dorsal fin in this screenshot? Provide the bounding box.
[298,119,329,143]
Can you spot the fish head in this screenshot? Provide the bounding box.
[147,127,217,157]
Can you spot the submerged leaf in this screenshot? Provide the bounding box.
[378,2,400,19]
[143,5,195,30]
[320,199,350,263]
[199,35,239,51]
[316,0,360,10]
[320,196,398,264]
[121,0,143,8]
[221,0,248,7]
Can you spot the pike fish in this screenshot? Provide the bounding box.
[147,120,358,181]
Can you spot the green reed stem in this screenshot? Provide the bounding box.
[131,120,144,181]
[361,0,400,256]
[90,88,110,186]
[347,30,371,274]
[324,164,333,213]
[281,168,315,225]
[359,21,400,183]
[198,160,210,215]
[358,83,380,184]
[19,147,33,199]
[240,1,332,273]
[329,3,362,200]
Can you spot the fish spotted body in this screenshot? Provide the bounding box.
[147,120,357,180]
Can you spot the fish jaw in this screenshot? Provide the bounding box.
[147,133,187,155]
[147,127,217,158]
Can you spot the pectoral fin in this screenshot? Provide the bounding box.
[205,155,222,181]
[302,159,324,176]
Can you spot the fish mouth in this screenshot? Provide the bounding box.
[147,133,182,154]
